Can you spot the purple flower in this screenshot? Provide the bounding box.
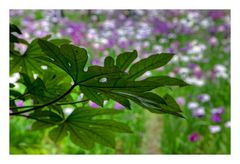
[211,107,225,115]
[89,101,99,108]
[152,18,170,34]
[15,100,24,107]
[211,113,221,123]
[192,107,205,118]
[208,10,225,20]
[188,132,201,142]
[114,102,125,110]
[197,94,210,103]
[176,97,185,106]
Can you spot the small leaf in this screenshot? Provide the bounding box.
[163,94,181,112]
[104,56,115,67]
[128,53,174,80]
[116,50,137,71]
[80,86,104,107]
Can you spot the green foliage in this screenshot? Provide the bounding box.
[9,24,188,150]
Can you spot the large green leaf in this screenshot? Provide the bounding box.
[127,53,174,80]
[10,38,69,77]
[112,91,184,118]
[47,108,132,149]
[38,39,88,83]
[37,39,187,117]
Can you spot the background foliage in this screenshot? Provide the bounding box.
[10,10,230,154]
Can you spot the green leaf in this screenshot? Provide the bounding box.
[163,94,181,112]
[67,123,94,149]
[116,50,137,71]
[100,90,131,109]
[74,119,132,133]
[127,53,174,80]
[31,121,54,131]
[104,56,115,67]
[10,38,51,76]
[113,91,183,118]
[143,76,189,87]
[38,39,88,83]
[45,108,131,149]
[10,24,22,34]
[49,38,71,45]
[49,125,68,143]
[80,86,104,107]
[67,108,122,120]
[20,73,47,99]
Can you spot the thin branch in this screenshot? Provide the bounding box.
[16,114,56,124]
[55,99,89,105]
[10,92,29,101]
[10,84,77,116]
[10,99,89,110]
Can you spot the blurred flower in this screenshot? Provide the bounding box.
[14,43,28,55]
[211,107,225,115]
[197,94,211,102]
[208,10,225,20]
[209,125,221,133]
[15,100,24,107]
[64,107,74,116]
[91,58,101,65]
[214,64,228,79]
[211,113,221,123]
[176,97,185,106]
[188,132,201,142]
[89,101,99,108]
[185,77,205,86]
[208,37,218,47]
[225,121,230,128]
[114,102,125,110]
[188,102,199,110]
[192,107,205,118]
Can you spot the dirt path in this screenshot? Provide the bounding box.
[141,112,163,154]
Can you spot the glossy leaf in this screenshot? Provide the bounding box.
[46,108,131,149]
[127,53,174,80]
[116,50,137,71]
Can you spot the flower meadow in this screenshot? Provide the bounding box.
[10,10,230,154]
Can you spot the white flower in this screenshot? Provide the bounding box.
[192,107,205,117]
[64,107,74,116]
[209,125,221,133]
[185,77,205,86]
[225,121,230,128]
[9,73,20,84]
[188,102,199,110]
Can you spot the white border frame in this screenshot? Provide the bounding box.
[1,1,239,164]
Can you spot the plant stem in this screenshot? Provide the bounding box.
[10,84,77,116]
[10,99,89,110]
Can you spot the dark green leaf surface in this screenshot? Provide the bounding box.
[143,76,189,87]
[116,50,137,71]
[49,125,68,143]
[47,108,131,149]
[127,53,174,80]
